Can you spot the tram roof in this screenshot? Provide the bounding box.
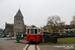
[26,27,40,29]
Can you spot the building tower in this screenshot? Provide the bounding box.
[14,9,24,36]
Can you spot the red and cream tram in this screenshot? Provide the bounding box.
[26,26,43,42]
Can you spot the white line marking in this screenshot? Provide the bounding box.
[23,44,29,50]
[23,44,40,50]
[37,45,40,50]
[28,45,35,50]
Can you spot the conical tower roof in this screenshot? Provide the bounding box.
[15,9,23,17]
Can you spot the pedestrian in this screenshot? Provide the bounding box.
[21,33,23,41]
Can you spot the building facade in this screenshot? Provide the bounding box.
[0,29,4,34]
[5,9,26,36]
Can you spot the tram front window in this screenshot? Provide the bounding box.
[31,29,34,34]
[35,29,37,34]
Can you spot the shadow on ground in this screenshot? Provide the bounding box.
[27,42,41,45]
[15,41,41,45]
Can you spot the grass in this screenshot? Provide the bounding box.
[58,37,75,44]
[40,37,75,45]
[69,49,75,50]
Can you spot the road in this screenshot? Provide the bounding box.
[0,38,75,50]
[0,38,27,50]
[39,44,75,50]
[0,38,40,50]
[0,38,16,44]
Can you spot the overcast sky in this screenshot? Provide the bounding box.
[0,0,75,29]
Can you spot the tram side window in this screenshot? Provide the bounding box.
[35,29,37,34]
[28,29,29,34]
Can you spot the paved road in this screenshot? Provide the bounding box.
[23,44,40,50]
[39,44,75,50]
[0,38,16,44]
[0,38,27,50]
[0,38,75,50]
[0,38,40,50]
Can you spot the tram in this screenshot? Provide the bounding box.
[26,26,43,43]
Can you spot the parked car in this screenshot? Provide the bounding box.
[7,35,10,38]
[0,34,2,37]
[1,35,7,38]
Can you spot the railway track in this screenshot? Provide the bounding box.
[23,44,40,50]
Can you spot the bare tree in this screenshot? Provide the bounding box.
[58,22,65,32]
[43,26,48,32]
[70,16,75,28]
[44,15,65,33]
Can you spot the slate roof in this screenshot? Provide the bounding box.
[5,23,13,29]
[15,9,23,17]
